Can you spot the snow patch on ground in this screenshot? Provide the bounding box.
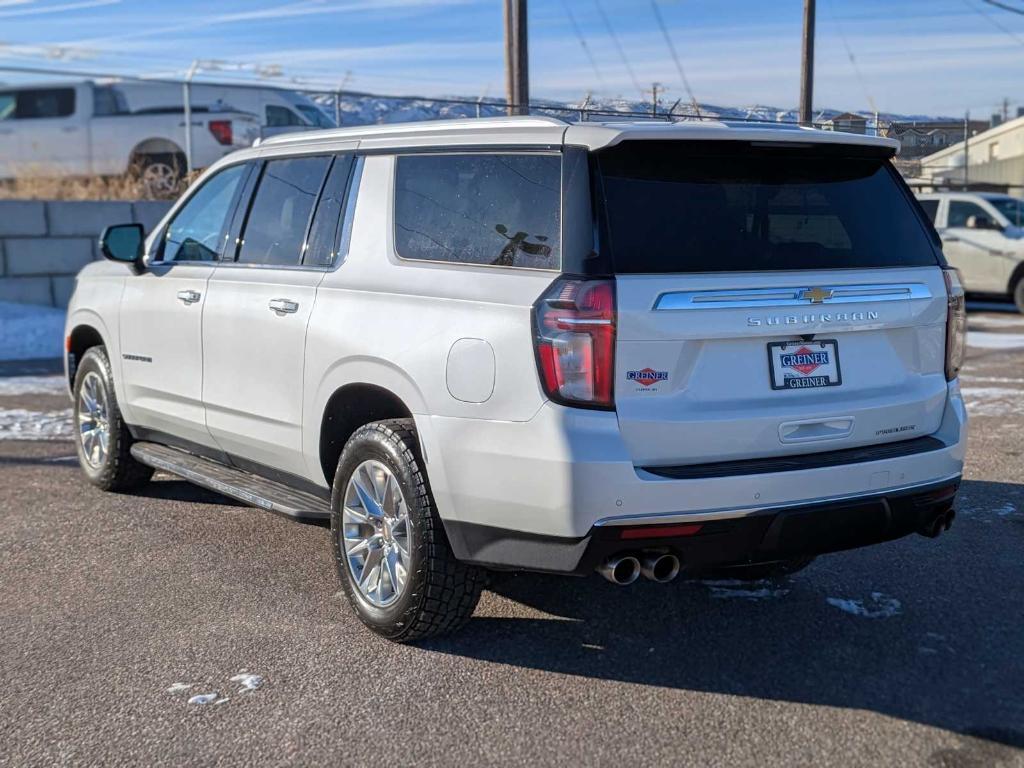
[967,331,1024,350]
[0,408,73,440]
[230,673,264,692]
[0,375,67,396]
[826,592,902,618]
[960,387,1024,417]
[167,683,194,694]
[0,302,65,361]
[187,693,220,705]
[698,579,790,600]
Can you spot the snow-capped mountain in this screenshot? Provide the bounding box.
[315,92,950,126]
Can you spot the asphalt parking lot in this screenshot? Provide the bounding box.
[2,306,1023,767]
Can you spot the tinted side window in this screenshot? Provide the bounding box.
[0,93,14,121]
[237,156,330,266]
[304,155,355,267]
[13,88,75,119]
[918,199,939,223]
[947,201,988,228]
[266,105,305,127]
[394,153,561,269]
[162,164,247,262]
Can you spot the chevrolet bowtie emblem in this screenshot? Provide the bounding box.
[800,287,834,304]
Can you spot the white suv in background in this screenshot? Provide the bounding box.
[917,191,1024,311]
[65,117,968,642]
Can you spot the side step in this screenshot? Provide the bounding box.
[130,442,331,520]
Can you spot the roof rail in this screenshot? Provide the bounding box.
[260,114,569,147]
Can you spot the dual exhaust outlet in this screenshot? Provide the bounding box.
[598,552,681,585]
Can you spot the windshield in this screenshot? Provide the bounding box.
[595,141,940,273]
[297,104,335,128]
[987,197,1024,227]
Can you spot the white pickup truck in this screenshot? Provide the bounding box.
[0,81,260,194]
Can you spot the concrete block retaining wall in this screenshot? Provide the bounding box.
[0,199,173,307]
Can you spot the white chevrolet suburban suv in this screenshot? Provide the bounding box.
[65,116,968,642]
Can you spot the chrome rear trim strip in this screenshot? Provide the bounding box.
[592,474,962,527]
[654,283,932,311]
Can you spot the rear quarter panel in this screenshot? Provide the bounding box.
[304,154,556,486]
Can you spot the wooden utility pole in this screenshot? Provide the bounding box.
[504,0,529,116]
[963,111,970,189]
[647,82,662,116]
[799,0,815,125]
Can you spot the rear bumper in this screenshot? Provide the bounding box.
[418,382,967,573]
[443,478,960,574]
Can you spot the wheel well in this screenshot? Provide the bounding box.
[130,138,185,161]
[1010,262,1024,295]
[67,324,104,388]
[319,384,414,483]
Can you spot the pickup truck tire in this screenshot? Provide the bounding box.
[135,153,184,198]
[72,346,154,492]
[330,419,485,642]
[1014,277,1024,314]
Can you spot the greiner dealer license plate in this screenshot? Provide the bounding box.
[767,340,842,390]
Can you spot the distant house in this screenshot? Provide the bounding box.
[885,120,988,159]
[822,112,868,135]
[918,114,1024,191]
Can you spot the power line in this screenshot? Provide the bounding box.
[649,0,700,117]
[963,0,1024,47]
[981,0,1024,15]
[561,0,606,90]
[825,0,878,115]
[593,0,644,97]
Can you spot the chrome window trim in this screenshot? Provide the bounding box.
[653,282,932,311]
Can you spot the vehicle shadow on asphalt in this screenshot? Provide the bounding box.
[422,478,1024,753]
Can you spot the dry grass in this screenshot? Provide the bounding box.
[0,170,202,201]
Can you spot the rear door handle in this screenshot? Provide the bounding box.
[176,290,201,305]
[268,298,299,314]
[942,236,960,243]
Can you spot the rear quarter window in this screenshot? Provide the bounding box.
[595,141,941,273]
[394,153,561,270]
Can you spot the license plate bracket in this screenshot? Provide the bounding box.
[768,339,842,390]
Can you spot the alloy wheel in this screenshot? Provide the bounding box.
[342,459,411,608]
[77,371,110,468]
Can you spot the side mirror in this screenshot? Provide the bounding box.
[965,215,998,231]
[99,223,145,269]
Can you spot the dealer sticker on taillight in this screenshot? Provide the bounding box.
[767,340,842,390]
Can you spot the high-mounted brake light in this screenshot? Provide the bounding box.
[533,277,615,409]
[943,267,966,381]
[208,120,233,146]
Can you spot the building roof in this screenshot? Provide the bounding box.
[920,113,1024,165]
[257,115,899,153]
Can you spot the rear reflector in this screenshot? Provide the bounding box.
[620,523,703,540]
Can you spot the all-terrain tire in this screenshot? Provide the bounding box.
[330,419,485,642]
[72,346,153,492]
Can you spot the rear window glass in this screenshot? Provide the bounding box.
[596,142,939,273]
[394,153,560,269]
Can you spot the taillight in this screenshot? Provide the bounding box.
[943,267,966,381]
[208,120,233,146]
[533,277,615,409]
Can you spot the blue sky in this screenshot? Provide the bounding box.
[0,0,1022,116]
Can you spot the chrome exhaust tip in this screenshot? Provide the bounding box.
[597,555,641,585]
[641,552,681,583]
